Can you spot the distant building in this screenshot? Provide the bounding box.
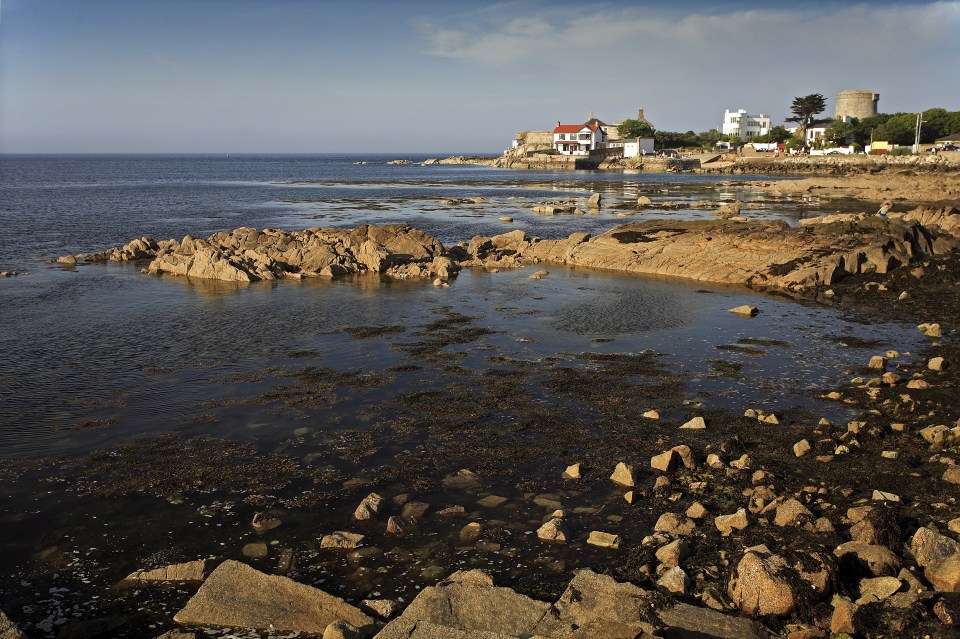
[786,121,832,145]
[835,90,878,121]
[722,109,771,139]
[552,121,607,155]
[605,137,655,157]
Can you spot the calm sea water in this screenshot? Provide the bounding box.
[0,155,911,459]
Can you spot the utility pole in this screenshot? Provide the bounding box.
[913,111,925,154]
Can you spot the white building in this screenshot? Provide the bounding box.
[722,109,771,139]
[552,121,607,156]
[606,137,655,157]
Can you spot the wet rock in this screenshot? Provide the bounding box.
[436,505,465,517]
[919,322,942,338]
[868,355,887,369]
[587,193,601,209]
[642,409,660,419]
[361,599,401,621]
[655,539,690,567]
[323,620,362,639]
[320,531,365,551]
[834,541,902,576]
[849,507,901,549]
[944,466,960,484]
[241,542,268,559]
[587,531,621,550]
[354,493,384,521]
[610,461,636,487]
[912,527,960,568]
[728,305,759,317]
[442,469,480,491]
[658,566,689,595]
[872,490,901,503]
[728,548,798,616]
[251,512,281,533]
[0,611,25,639]
[536,518,567,543]
[929,356,948,371]
[650,449,679,473]
[857,576,902,604]
[401,502,430,521]
[774,498,814,527]
[686,501,709,520]
[680,416,706,430]
[122,559,212,584]
[386,516,408,537]
[654,512,696,536]
[830,595,857,634]
[156,631,198,639]
[477,495,508,508]
[458,522,481,544]
[377,569,568,637]
[498,216,513,223]
[793,439,811,457]
[715,508,750,535]
[562,463,581,480]
[173,560,374,634]
[57,255,78,266]
[926,555,960,592]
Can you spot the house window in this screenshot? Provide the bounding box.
[579,133,591,140]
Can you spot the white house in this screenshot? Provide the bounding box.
[607,137,655,157]
[722,109,771,139]
[786,122,831,145]
[552,121,607,155]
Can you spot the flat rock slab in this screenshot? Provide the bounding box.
[123,559,212,584]
[374,620,520,639]
[173,560,374,634]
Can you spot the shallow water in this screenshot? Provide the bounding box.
[0,155,920,635]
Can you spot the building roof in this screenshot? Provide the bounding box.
[553,123,598,134]
[937,134,960,142]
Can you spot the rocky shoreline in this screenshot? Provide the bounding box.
[57,205,960,295]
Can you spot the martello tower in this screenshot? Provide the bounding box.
[835,90,879,121]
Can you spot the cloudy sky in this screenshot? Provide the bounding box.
[1,0,958,153]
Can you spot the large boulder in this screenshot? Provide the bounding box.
[173,560,374,634]
[728,549,798,616]
[376,570,568,637]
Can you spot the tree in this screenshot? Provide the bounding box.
[617,119,655,138]
[754,126,792,144]
[873,114,916,146]
[825,121,853,145]
[786,94,827,135]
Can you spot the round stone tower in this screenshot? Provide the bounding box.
[835,90,879,121]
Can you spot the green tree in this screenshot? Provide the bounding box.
[754,126,792,143]
[825,121,853,145]
[874,114,917,146]
[617,119,655,138]
[786,94,827,135]
[696,129,725,147]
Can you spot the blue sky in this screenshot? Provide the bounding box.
[1,0,958,153]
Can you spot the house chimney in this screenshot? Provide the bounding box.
[589,111,594,120]
[557,120,561,128]
[637,107,645,121]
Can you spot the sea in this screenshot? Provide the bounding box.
[0,154,926,634]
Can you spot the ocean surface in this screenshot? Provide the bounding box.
[0,154,910,458]
[0,154,927,634]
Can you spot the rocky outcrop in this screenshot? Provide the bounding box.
[173,560,374,634]
[62,225,453,283]
[462,215,956,291]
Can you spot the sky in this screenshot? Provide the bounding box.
[1,0,958,153]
